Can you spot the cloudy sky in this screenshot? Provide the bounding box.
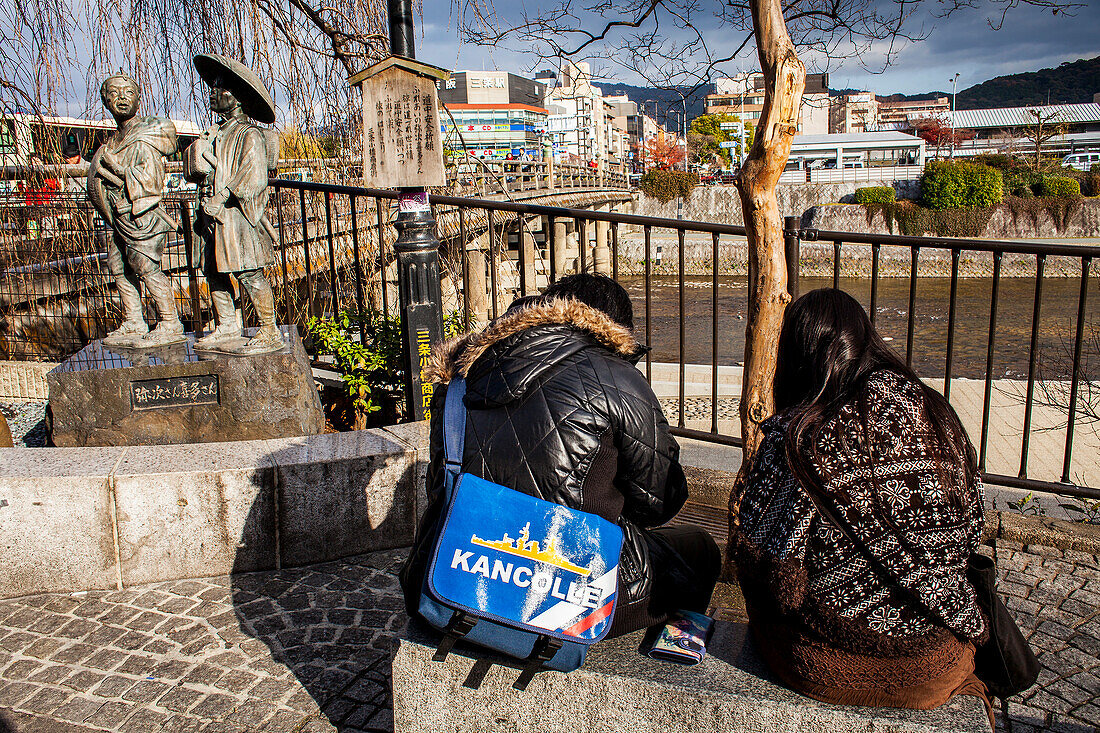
[412,0,1100,97]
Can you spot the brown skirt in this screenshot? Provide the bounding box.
[752,621,994,729]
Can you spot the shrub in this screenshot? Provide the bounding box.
[865,200,994,238]
[920,160,1003,210]
[308,309,463,422]
[853,186,896,204]
[1038,176,1082,198]
[638,169,699,204]
[1083,173,1100,198]
[1012,186,1035,199]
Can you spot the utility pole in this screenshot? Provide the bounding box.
[949,73,960,160]
[388,0,444,422]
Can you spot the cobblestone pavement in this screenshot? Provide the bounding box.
[0,544,1096,732]
[991,540,1100,733]
[0,550,407,732]
[0,401,47,447]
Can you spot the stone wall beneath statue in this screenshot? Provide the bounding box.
[47,325,323,447]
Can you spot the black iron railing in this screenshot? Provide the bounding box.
[789,222,1098,500]
[2,179,1097,502]
[266,180,1099,501]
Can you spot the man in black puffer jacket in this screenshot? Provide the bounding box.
[401,274,720,636]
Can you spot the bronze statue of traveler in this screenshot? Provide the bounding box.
[185,53,283,354]
[88,71,185,348]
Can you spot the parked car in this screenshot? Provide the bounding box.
[164,172,197,192]
[1062,152,1100,172]
[279,168,314,182]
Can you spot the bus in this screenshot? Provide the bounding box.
[1,113,202,168]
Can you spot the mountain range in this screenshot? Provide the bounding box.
[591,55,1099,129]
[878,56,1100,109]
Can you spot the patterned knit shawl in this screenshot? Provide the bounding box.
[732,370,987,657]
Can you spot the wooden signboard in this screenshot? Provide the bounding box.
[350,57,451,189]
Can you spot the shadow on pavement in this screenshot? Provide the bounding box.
[229,437,418,732]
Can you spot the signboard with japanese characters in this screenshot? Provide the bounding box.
[350,57,451,189]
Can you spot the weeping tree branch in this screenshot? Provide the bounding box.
[447,0,1086,487]
[0,0,402,160]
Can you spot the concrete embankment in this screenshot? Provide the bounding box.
[806,199,1100,240]
[633,180,919,226]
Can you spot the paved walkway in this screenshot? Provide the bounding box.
[0,542,1096,732]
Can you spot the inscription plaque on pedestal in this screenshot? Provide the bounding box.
[131,375,219,410]
[47,325,323,447]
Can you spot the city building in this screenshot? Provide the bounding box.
[829,92,879,134]
[538,61,625,164]
[604,95,656,169]
[435,71,548,160]
[704,72,829,134]
[876,97,949,131]
[948,102,1100,139]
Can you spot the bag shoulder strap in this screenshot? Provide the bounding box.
[444,377,468,481]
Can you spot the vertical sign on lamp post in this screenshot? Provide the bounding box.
[349,5,451,422]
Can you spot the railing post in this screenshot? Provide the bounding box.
[783,215,801,300]
[178,200,203,336]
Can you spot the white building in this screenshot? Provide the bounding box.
[830,92,879,134]
[707,71,830,135]
[538,61,626,165]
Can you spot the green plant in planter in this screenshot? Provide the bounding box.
[308,310,464,423]
[853,186,895,204]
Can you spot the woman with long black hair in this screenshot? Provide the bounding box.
[729,288,991,717]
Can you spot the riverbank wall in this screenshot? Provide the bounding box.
[632,185,1100,241]
[806,199,1100,239]
[633,180,920,226]
[612,235,1090,278]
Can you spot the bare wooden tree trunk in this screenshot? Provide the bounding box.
[734,0,805,464]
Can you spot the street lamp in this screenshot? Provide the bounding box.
[949,73,960,159]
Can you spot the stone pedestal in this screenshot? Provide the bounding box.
[47,325,324,447]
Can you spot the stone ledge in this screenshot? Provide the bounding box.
[991,509,1100,554]
[0,423,430,599]
[683,464,1100,555]
[392,620,989,733]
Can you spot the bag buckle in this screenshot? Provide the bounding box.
[433,611,477,663]
[513,636,563,690]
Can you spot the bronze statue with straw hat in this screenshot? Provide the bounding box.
[185,53,283,355]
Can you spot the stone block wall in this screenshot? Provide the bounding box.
[633,181,920,226]
[0,423,430,599]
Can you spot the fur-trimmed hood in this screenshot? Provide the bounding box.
[425,298,641,405]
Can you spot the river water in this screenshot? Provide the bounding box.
[623,275,1100,380]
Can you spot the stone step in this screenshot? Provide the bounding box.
[392,620,990,733]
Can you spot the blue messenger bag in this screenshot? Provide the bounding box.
[418,377,624,688]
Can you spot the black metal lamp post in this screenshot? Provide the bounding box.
[388,0,445,423]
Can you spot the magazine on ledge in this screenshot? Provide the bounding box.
[645,610,715,665]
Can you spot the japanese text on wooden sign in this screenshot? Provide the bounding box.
[360,68,446,188]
